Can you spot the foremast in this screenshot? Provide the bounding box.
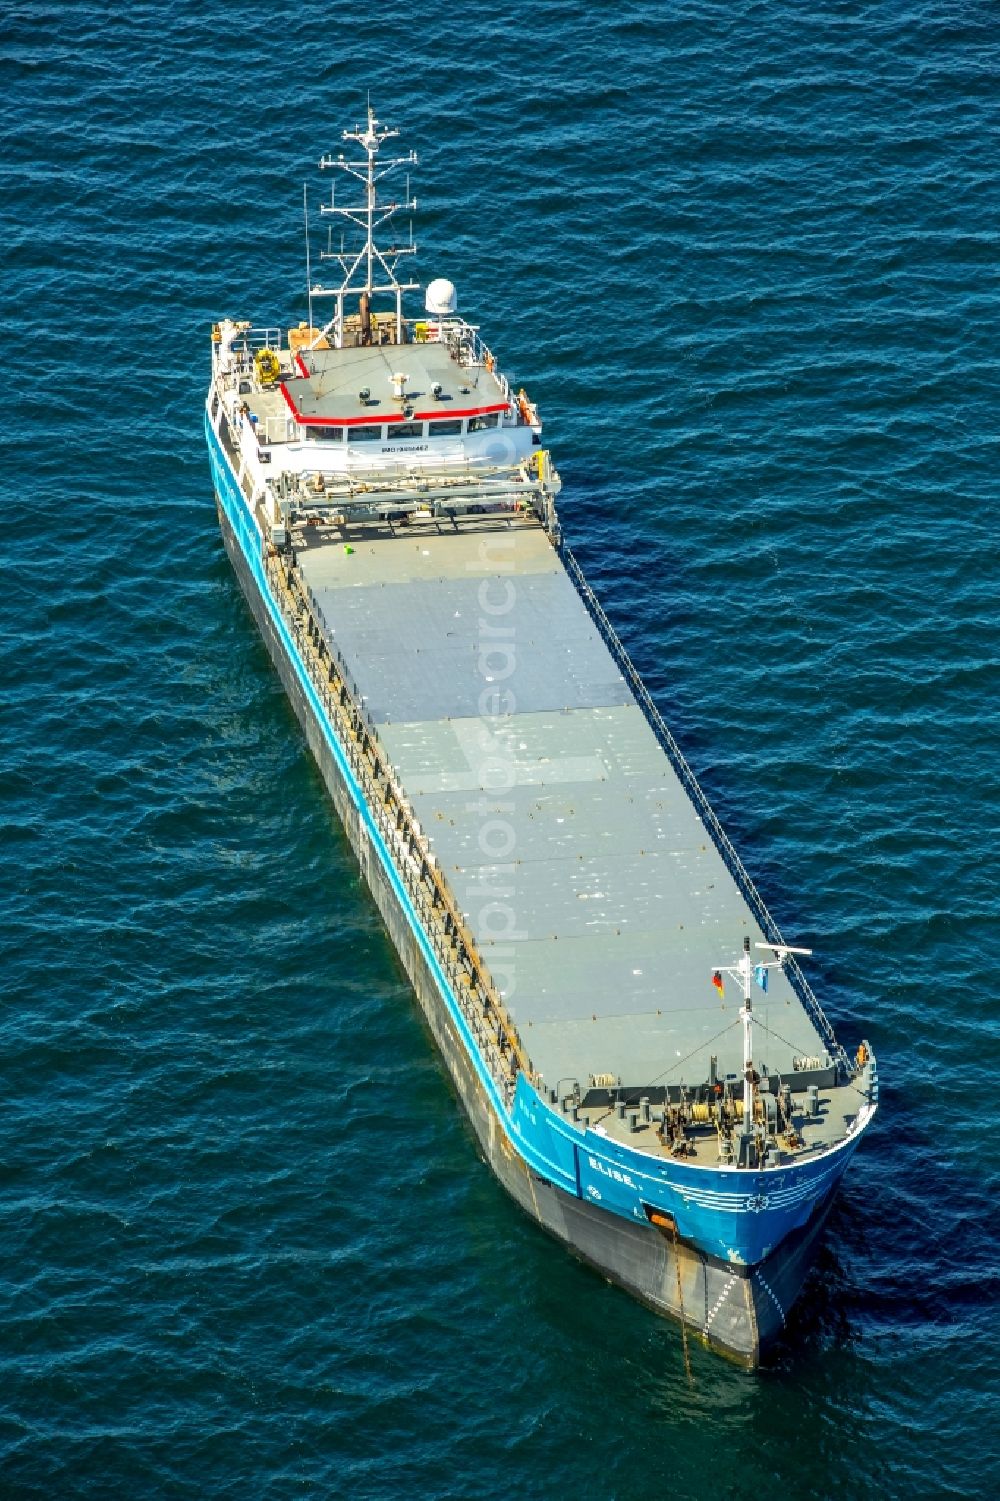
[310,105,419,348]
[713,936,817,1168]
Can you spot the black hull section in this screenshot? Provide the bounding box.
[215,498,832,1366]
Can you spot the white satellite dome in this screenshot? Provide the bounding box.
[425,277,457,315]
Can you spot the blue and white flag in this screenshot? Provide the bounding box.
[753,963,769,993]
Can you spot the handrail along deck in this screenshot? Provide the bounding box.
[261,535,532,1105]
[558,540,852,1078]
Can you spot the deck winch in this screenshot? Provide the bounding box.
[658,1082,803,1166]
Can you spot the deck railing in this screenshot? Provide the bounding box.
[559,541,852,1077]
[233,325,284,351]
[262,545,530,1106]
[465,329,513,408]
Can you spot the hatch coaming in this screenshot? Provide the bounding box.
[282,506,873,1172]
[292,518,831,1090]
[204,385,867,1170]
[210,406,876,1189]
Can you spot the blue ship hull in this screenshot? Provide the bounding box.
[206,411,875,1357]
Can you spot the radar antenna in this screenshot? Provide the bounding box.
[307,104,419,350]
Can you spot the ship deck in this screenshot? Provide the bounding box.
[293,511,836,1123]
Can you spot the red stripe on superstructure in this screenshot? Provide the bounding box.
[277,385,510,428]
[410,402,510,422]
[295,353,310,379]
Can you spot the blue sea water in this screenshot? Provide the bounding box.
[3,1,1000,1495]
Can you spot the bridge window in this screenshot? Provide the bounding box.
[468,412,499,431]
[386,422,425,439]
[428,419,464,436]
[308,426,343,441]
[347,425,384,443]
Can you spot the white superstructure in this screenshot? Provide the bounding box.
[207,107,557,546]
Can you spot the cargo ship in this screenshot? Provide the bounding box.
[204,107,878,1364]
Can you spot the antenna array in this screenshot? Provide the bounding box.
[307,105,420,349]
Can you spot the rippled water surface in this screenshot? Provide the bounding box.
[4,2,1000,1496]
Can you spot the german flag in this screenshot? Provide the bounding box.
[711,970,725,999]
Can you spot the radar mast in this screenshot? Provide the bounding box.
[309,104,419,349]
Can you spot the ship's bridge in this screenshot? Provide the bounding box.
[211,106,544,478]
[213,316,542,480]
